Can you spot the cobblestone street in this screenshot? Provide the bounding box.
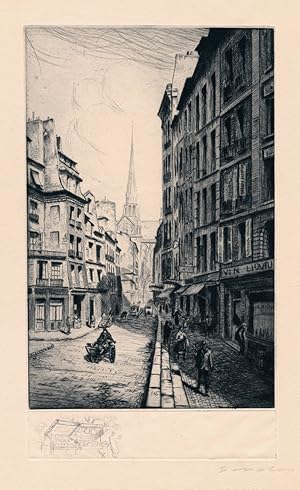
[29,317,157,409]
[167,326,274,409]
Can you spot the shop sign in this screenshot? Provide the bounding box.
[221,259,273,279]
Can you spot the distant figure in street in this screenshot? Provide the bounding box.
[163,320,172,347]
[235,322,247,355]
[174,308,182,326]
[65,316,71,335]
[202,317,209,337]
[195,340,213,396]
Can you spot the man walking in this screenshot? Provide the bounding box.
[195,340,213,396]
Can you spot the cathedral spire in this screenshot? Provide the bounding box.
[125,121,137,205]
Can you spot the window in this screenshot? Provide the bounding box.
[50,301,63,322]
[196,191,201,226]
[184,109,188,132]
[51,262,62,279]
[69,234,74,250]
[37,261,47,279]
[202,188,207,224]
[238,162,247,197]
[78,265,84,287]
[238,37,246,74]
[30,169,43,189]
[238,222,246,259]
[77,208,81,219]
[196,236,201,271]
[201,85,207,126]
[201,235,207,272]
[30,200,38,215]
[202,135,207,176]
[223,226,233,263]
[50,231,59,248]
[71,264,76,285]
[188,102,192,131]
[196,142,200,179]
[266,96,274,136]
[223,169,233,205]
[211,73,216,118]
[224,48,233,100]
[97,270,102,282]
[185,148,188,174]
[179,148,183,176]
[189,232,193,264]
[88,241,93,259]
[211,184,216,222]
[263,157,274,201]
[261,220,274,259]
[76,237,82,256]
[29,231,41,250]
[69,206,75,220]
[263,29,274,70]
[210,232,216,270]
[89,268,94,282]
[189,188,193,221]
[96,244,101,263]
[225,117,232,146]
[196,94,200,131]
[236,107,244,139]
[211,130,216,171]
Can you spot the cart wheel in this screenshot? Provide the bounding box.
[109,345,116,363]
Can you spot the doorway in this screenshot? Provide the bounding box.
[35,301,45,331]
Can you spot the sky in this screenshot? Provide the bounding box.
[26,27,207,221]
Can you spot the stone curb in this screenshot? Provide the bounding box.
[29,327,98,343]
[29,343,54,358]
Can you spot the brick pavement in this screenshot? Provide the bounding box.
[169,328,274,409]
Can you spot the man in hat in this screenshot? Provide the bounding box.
[235,321,247,356]
[195,340,213,396]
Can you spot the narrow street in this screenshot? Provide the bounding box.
[29,317,157,409]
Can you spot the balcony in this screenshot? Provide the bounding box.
[76,251,83,260]
[105,253,115,262]
[29,248,66,259]
[76,220,82,230]
[68,249,76,258]
[50,278,63,287]
[36,278,49,286]
[69,219,75,227]
[29,212,39,223]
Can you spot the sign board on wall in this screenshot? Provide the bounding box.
[221,259,273,279]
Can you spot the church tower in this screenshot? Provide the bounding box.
[119,123,141,236]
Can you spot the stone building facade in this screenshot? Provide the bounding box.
[155,28,274,372]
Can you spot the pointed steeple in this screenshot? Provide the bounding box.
[123,122,141,235]
[125,122,137,205]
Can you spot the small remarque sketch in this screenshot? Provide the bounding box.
[27,27,274,409]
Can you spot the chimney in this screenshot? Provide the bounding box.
[56,136,61,151]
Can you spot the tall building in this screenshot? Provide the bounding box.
[117,126,158,306]
[155,28,274,372]
[27,117,89,332]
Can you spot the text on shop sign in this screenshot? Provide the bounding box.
[221,259,273,279]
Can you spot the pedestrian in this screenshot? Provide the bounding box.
[174,308,182,326]
[195,340,213,396]
[163,320,172,347]
[235,322,247,355]
[65,315,71,335]
[174,326,189,360]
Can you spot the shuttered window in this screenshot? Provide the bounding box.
[239,162,247,196]
[218,227,223,264]
[245,218,252,257]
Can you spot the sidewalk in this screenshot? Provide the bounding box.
[146,320,189,409]
[29,325,97,342]
[169,328,274,409]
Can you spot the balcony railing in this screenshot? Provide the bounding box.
[105,254,115,262]
[76,251,83,260]
[76,220,82,229]
[50,278,63,287]
[69,219,75,226]
[36,278,49,286]
[29,248,66,259]
[29,212,39,223]
[68,249,76,258]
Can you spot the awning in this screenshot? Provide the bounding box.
[157,287,175,299]
[175,286,189,295]
[182,283,205,296]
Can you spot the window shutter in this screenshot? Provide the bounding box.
[239,162,247,196]
[246,218,252,257]
[228,225,233,262]
[218,227,224,264]
[233,166,238,201]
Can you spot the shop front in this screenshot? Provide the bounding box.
[220,258,274,374]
